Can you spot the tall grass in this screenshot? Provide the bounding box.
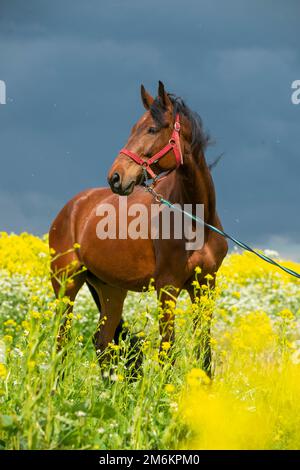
[0,233,300,449]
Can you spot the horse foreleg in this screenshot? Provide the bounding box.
[87,280,127,366]
[87,282,125,345]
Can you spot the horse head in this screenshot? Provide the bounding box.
[107,81,188,195]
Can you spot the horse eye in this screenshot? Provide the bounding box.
[148,127,158,134]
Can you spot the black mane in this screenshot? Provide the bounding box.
[150,94,210,152]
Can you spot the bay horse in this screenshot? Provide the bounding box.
[49,81,228,374]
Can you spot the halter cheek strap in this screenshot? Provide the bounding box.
[119,114,183,181]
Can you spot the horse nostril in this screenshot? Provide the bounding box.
[111,172,121,189]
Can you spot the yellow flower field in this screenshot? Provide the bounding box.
[0,232,300,449]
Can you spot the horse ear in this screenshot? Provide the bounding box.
[141,84,154,110]
[158,80,172,108]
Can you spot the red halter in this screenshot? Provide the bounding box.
[119,114,183,180]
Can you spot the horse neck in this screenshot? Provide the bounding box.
[169,146,216,224]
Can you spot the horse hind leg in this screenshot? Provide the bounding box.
[86,282,126,345]
[86,277,127,361]
[86,278,143,378]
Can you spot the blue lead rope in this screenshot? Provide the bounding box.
[159,197,300,280]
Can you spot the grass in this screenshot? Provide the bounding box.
[0,232,300,449]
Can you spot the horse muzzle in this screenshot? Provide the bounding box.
[108,172,135,195]
[108,155,145,195]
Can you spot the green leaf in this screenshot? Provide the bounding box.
[0,414,16,429]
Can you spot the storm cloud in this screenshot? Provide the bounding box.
[0,0,299,259]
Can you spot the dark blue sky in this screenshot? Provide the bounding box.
[0,0,299,259]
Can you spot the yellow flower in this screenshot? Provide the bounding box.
[142,340,150,352]
[159,350,167,358]
[73,243,81,249]
[0,232,50,277]
[4,319,17,328]
[161,341,171,351]
[165,383,175,393]
[3,335,13,344]
[0,363,7,379]
[232,291,241,299]
[44,310,53,319]
[165,300,176,310]
[148,278,156,292]
[28,360,36,370]
[61,296,72,305]
[187,368,211,386]
[280,309,294,321]
[137,331,145,338]
[22,320,30,330]
[30,310,41,320]
[195,266,202,274]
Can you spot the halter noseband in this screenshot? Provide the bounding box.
[119,114,183,181]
